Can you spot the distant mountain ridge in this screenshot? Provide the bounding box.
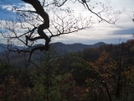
[0,43,24,52]
[0,42,106,53]
[0,42,106,64]
[51,42,106,54]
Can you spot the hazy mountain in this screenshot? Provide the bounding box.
[51,42,106,54]
[0,42,106,53]
[0,42,106,65]
[0,44,24,52]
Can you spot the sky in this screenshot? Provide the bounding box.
[0,0,134,45]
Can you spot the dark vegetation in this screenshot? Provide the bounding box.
[0,39,134,101]
[0,0,133,100]
[0,42,106,66]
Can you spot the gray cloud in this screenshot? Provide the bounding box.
[112,27,134,35]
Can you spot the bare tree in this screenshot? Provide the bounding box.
[0,0,120,61]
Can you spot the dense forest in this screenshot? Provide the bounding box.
[0,39,134,101]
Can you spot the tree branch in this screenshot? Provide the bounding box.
[21,0,51,60]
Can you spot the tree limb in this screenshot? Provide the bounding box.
[22,0,51,60]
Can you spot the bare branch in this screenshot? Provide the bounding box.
[1,0,120,61]
[80,0,120,24]
[55,0,68,7]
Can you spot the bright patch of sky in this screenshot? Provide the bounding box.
[0,0,134,45]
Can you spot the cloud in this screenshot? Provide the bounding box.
[0,3,34,12]
[112,27,134,35]
[51,32,132,45]
[0,0,134,45]
[1,4,14,11]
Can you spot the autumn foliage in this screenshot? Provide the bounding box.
[0,39,134,101]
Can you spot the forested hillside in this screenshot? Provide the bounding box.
[0,39,134,101]
[0,42,106,67]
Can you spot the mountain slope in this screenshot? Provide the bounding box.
[0,42,106,64]
[51,42,106,54]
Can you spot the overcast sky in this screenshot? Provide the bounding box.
[0,0,134,45]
